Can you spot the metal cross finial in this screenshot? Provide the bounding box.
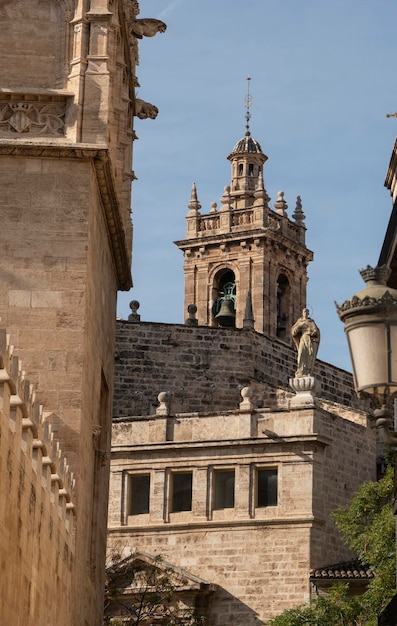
[386,112,397,118]
[245,76,252,133]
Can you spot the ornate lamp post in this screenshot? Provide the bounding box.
[336,265,397,442]
[336,264,397,623]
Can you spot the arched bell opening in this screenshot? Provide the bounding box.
[212,269,236,328]
[276,273,290,339]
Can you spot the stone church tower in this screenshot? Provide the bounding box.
[108,101,375,625]
[0,1,164,624]
[175,113,312,339]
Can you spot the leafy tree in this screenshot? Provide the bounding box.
[268,466,396,626]
[104,548,208,626]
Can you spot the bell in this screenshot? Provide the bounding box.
[215,299,236,327]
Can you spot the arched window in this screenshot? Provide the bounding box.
[212,269,236,327]
[248,163,254,177]
[238,163,243,176]
[276,274,290,339]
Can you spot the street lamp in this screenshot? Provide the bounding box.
[336,265,397,443]
[337,264,397,623]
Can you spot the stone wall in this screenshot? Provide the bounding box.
[114,320,362,418]
[0,329,75,626]
[108,397,375,624]
[0,1,138,620]
[0,152,120,623]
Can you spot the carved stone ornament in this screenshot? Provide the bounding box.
[129,18,167,39]
[134,98,158,119]
[289,375,320,407]
[0,100,66,136]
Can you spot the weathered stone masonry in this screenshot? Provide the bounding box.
[114,320,362,419]
[0,328,75,626]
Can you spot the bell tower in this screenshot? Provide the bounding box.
[175,83,313,339]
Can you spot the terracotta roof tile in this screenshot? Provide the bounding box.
[310,560,373,581]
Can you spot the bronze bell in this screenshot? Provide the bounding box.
[215,298,236,327]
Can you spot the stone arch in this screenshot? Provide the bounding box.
[209,263,239,327]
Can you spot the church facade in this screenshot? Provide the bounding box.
[107,125,376,624]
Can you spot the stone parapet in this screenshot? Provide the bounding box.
[0,327,75,625]
[113,320,364,418]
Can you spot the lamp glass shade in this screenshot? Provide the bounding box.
[346,320,397,396]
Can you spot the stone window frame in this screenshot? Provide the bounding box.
[124,470,152,525]
[128,473,151,516]
[164,468,195,522]
[169,470,193,513]
[250,464,279,517]
[210,466,236,514]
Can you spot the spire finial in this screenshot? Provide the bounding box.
[244,76,252,135]
[243,290,255,330]
[187,182,201,213]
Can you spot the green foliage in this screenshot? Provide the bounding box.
[268,584,369,626]
[332,464,395,613]
[268,466,396,626]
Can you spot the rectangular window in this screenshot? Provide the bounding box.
[257,469,278,507]
[129,474,150,515]
[214,469,235,510]
[171,472,192,512]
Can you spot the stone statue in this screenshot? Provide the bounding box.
[134,99,158,119]
[129,19,167,39]
[291,308,320,377]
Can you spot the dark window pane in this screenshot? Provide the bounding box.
[257,469,278,507]
[172,472,192,512]
[214,470,235,509]
[129,475,150,515]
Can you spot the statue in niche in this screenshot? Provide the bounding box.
[129,18,167,39]
[291,308,320,377]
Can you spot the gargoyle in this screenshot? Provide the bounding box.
[134,99,158,120]
[130,18,167,39]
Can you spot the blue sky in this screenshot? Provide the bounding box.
[117,0,397,372]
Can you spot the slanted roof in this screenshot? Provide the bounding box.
[310,559,373,582]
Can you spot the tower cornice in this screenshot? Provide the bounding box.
[174,229,313,259]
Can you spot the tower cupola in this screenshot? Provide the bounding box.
[227,131,268,208]
[227,79,268,208]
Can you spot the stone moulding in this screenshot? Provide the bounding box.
[0,141,132,290]
[0,93,71,137]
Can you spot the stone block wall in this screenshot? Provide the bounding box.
[109,524,312,625]
[0,328,75,626]
[114,321,362,418]
[108,397,375,624]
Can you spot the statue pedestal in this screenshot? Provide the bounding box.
[289,376,320,408]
